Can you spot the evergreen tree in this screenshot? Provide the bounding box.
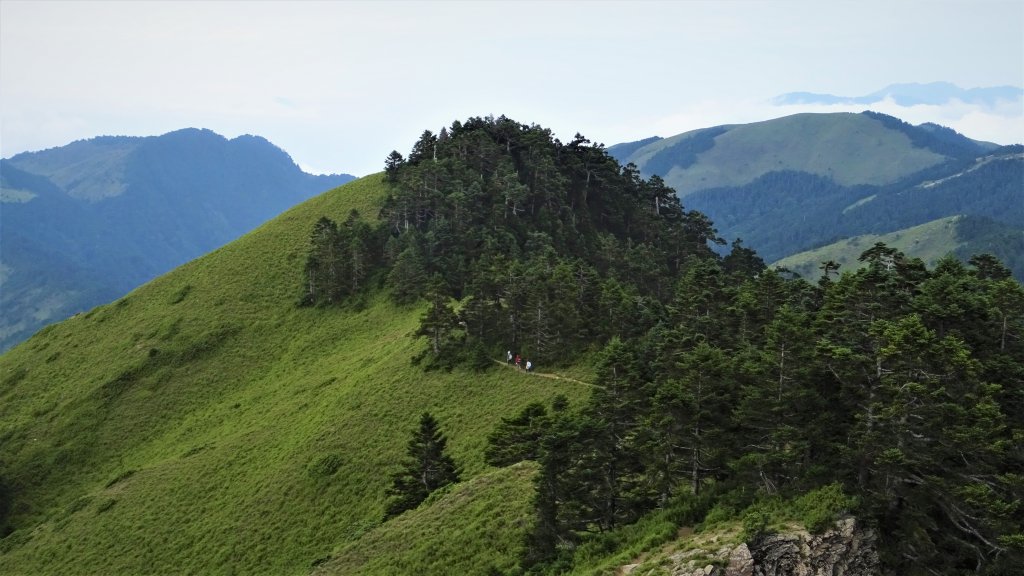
[342,210,372,296]
[660,342,735,496]
[408,130,437,164]
[484,402,549,467]
[723,237,766,278]
[853,315,1015,573]
[384,150,405,183]
[384,412,460,519]
[386,244,428,305]
[302,216,342,305]
[732,305,822,493]
[413,275,463,368]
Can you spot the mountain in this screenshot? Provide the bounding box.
[0,172,592,576]
[1,117,1019,575]
[772,81,1024,107]
[607,111,999,197]
[607,111,1023,276]
[0,129,355,351]
[773,215,1024,282]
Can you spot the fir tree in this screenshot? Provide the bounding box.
[384,412,460,520]
[384,150,405,183]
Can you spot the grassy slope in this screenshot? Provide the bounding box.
[771,215,963,279]
[624,113,945,196]
[315,462,540,576]
[0,175,590,575]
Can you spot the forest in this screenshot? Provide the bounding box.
[683,145,1024,267]
[302,115,1023,575]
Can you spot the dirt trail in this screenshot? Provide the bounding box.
[494,359,600,388]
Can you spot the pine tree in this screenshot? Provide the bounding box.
[303,216,341,305]
[343,209,372,296]
[384,150,405,182]
[659,342,734,496]
[414,275,463,368]
[723,237,766,278]
[421,275,457,354]
[386,245,428,305]
[484,402,549,467]
[384,412,460,519]
[408,130,437,164]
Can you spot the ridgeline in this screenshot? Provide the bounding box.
[1,116,1021,575]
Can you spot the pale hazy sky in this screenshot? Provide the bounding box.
[2,0,1022,176]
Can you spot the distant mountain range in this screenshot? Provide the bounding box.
[608,111,1023,279]
[772,81,1023,107]
[0,129,354,351]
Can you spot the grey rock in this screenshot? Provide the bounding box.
[641,518,879,576]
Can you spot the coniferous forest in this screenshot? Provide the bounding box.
[302,116,1023,575]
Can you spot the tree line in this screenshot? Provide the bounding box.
[303,115,723,367]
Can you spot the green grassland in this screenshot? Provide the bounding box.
[314,462,539,575]
[772,215,964,279]
[625,113,946,196]
[0,175,591,575]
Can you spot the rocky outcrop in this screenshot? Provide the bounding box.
[632,518,879,576]
[746,518,878,575]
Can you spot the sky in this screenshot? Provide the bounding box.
[1,0,1022,177]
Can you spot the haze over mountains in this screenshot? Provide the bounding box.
[0,129,354,351]
[607,110,1023,279]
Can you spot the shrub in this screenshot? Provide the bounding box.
[793,483,858,533]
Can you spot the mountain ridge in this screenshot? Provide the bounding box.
[772,81,1024,107]
[606,111,999,196]
[0,129,355,351]
[606,111,1022,276]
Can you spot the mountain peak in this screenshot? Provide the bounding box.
[773,82,1023,107]
[1,130,355,351]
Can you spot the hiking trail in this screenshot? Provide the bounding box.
[494,359,601,388]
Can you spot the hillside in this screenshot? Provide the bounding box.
[608,112,1023,275]
[683,148,1023,263]
[0,174,591,575]
[774,215,1024,282]
[606,111,986,196]
[0,129,355,351]
[2,116,1020,576]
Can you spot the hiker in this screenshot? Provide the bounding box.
[507,350,512,364]
[515,354,522,369]
[525,360,532,372]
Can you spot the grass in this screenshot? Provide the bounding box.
[572,484,857,576]
[618,112,946,197]
[0,174,589,575]
[772,215,964,279]
[314,462,539,576]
